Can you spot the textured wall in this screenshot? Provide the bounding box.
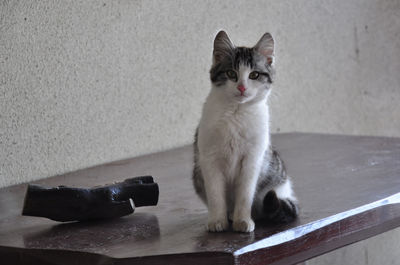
[1,1,400,264]
[1,0,399,188]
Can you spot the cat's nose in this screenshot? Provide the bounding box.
[237,85,246,95]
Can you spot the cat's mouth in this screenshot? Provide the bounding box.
[235,94,248,98]
[235,94,250,102]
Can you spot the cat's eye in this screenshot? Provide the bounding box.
[249,71,259,80]
[226,70,237,80]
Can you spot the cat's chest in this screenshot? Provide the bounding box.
[202,108,268,152]
[221,114,257,140]
[224,114,266,148]
[198,104,269,179]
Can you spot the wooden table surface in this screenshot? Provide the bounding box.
[1,133,399,265]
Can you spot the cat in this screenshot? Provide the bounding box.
[192,31,298,233]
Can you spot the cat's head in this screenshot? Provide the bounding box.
[210,31,275,104]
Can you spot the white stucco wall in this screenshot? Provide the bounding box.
[1,1,399,264]
[2,0,399,188]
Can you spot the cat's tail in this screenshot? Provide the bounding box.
[263,189,298,223]
[259,149,298,223]
[260,175,299,223]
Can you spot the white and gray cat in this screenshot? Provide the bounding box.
[193,31,298,233]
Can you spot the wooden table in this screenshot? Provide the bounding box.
[1,133,399,265]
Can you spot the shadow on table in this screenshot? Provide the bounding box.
[23,213,160,251]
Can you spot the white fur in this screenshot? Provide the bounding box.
[198,64,271,232]
[275,178,297,202]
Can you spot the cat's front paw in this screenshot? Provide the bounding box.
[233,218,255,233]
[207,218,229,232]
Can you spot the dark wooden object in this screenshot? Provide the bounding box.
[0,133,399,265]
[22,176,159,222]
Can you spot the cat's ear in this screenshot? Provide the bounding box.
[254,33,275,65]
[213,30,235,64]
